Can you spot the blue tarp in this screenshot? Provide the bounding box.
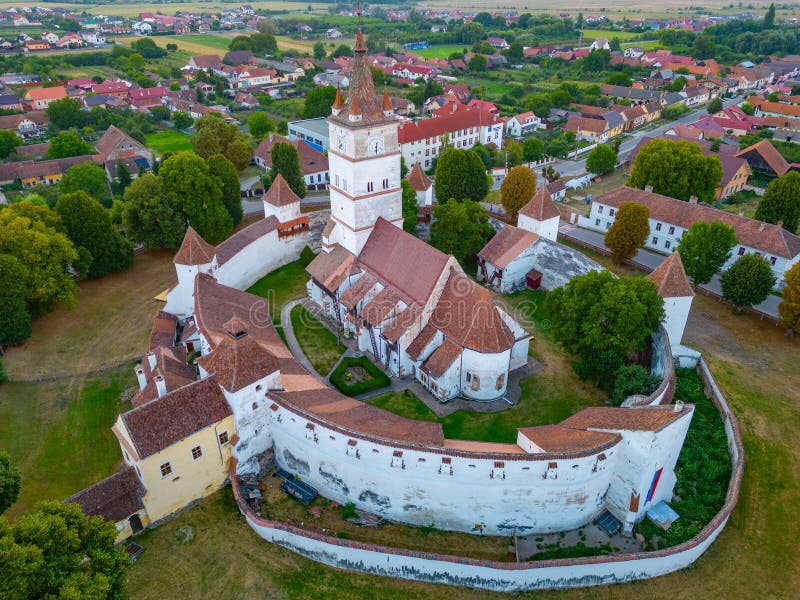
[646,501,680,529]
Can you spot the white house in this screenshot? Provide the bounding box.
[517,187,561,242]
[81,31,106,45]
[505,111,543,137]
[646,252,695,354]
[578,186,800,286]
[131,21,152,35]
[589,38,610,51]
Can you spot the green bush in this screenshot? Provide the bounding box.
[300,245,316,267]
[611,364,660,405]
[329,356,391,397]
[0,357,7,384]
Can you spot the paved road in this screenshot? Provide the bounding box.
[559,223,780,320]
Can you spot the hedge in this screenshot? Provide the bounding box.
[329,356,391,397]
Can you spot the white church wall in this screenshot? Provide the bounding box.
[662,295,693,351]
[165,261,214,317]
[268,403,619,535]
[518,214,559,242]
[460,348,511,400]
[216,230,307,292]
[263,199,300,224]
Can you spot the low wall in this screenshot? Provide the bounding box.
[231,356,744,591]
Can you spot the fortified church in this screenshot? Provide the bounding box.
[66,19,696,561]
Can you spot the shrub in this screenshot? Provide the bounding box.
[329,356,391,396]
[612,364,661,405]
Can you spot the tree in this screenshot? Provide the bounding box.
[522,137,544,162]
[605,202,650,264]
[0,255,31,347]
[468,54,487,72]
[115,159,132,194]
[628,139,723,204]
[506,41,524,63]
[0,451,20,513]
[247,112,274,140]
[542,165,561,182]
[59,161,112,207]
[401,179,418,234]
[707,96,723,114]
[0,130,21,159]
[678,222,738,285]
[270,142,306,199]
[313,40,326,59]
[191,114,252,169]
[207,154,243,225]
[755,171,800,233]
[582,49,611,72]
[741,101,755,116]
[500,165,536,222]
[764,3,776,28]
[691,35,716,60]
[172,110,193,130]
[433,147,489,203]
[721,254,775,309]
[47,130,91,159]
[605,72,632,87]
[55,191,133,279]
[0,501,129,598]
[779,262,800,333]
[429,199,494,263]
[123,174,186,250]
[586,144,617,176]
[159,152,232,243]
[0,202,79,316]
[303,85,337,119]
[46,97,85,130]
[545,270,664,382]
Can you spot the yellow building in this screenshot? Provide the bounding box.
[112,376,235,525]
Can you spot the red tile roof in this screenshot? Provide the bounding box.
[406,323,438,359]
[421,337,462,377]
[397,108,500,144]
[647,252,694,297]
[477,225,539,269]
[65,466,145,523]
[406,161,432,191]
[595,187,800,259]
[519,186,560,222]
[197,329,279,392]
[736,139,790,176]
[517,425,620,454]
[215,216,279,266]
[263,173,300,207]
[254,133,329,175]
[306,245,357,292]
[561,405,691,432]
[174,226,215,265]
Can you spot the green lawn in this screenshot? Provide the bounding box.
[290,304,345,376]
[415,44,471,59]
[0,366,135,518]
[329,356,391,396]
[247,256,313,323]
[368,390,440,422]
[171,33,236,51]
[144,130,193,156]
[581,29,645,42]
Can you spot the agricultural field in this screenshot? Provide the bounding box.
[580,29,648,42]
[415,44,472,59]
[145,130,193,156]
[82,2,333,18]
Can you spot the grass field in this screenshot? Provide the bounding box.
[144,130,193,156]
[247,257,311,323]
[290,304,345,376]
[415,44,471,59]
[2,250,175,380]
[581,29,646,43]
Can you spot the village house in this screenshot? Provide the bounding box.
[254,132,329,191]
[95,125,153,181]
[23,86,67,110]
[736,139,790,177]
[405,161,433,208]
[505,111,543,137]
[579,186,800,284]
[0,111,48,139]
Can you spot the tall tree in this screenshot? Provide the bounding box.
[0,501,129,598]
[433,147,489,203]
[247,112,274,140]
[628,139,723,204]
[0,130,21,159]
[522,137,544,162]
[123,174,186,250]
[115,159,132,194]
[401,179,418,234]
[779,262,800,333]
[0,255,31,347]
[707,96,723,114]
[45,97,85,130]
[545,270,664,382]
[586,144,617,176]
[721,254,776,309]
[191,114,253,169]
[207,154,243,225]
[59,161,113,207]
[500,165,536,222]
[0,202,79,316]
[0,451,20,514]
[55,191,133,279]
[303,86,337,119]
[755,171,800,233]
[270,142,307,199]
[677,221,738,284]
[172,110,193,130]
[605,202,650,264]
[47,131,91,159]
[764,3,776,28]
[159,152,232,243]
[313,40,326,60]
[429,199,494,263]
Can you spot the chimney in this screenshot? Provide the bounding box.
[135,366,147,391]
[146,351,156,370]
[154,374,167,398]
[644,185,653,193]
[674,400,684,413]
[759,222,766,231]
[777,220,784,228]
[689,195,698,204]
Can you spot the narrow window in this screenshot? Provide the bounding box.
[218,431,229,445]
[160,462,172,477]
[191,446,202,460]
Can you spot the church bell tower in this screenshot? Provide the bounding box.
[322,11,403,256]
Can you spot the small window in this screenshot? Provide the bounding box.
[466,372,472,383]
[218,431,229,445]
[160,462,172,477]
[652,236,658,245]
[668,226,675,235]
[770,256,777,266]
[665,241,671,249]
[738,247,746,256]
[191,446,202,460]
[656,223,662,231]
[595,218,601,226]
[598,206,604,214]
[605,221,611,230]
[367,181,373,192]
[609,209,616,217]
[252,402,258,411]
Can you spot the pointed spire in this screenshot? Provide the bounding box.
[349,93,361,116]
[382,88,392,113]
[331,84,343,115]
[355,1,365,52]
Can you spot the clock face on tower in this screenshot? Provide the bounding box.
[336,131,346,152]
[368,135,384,155]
